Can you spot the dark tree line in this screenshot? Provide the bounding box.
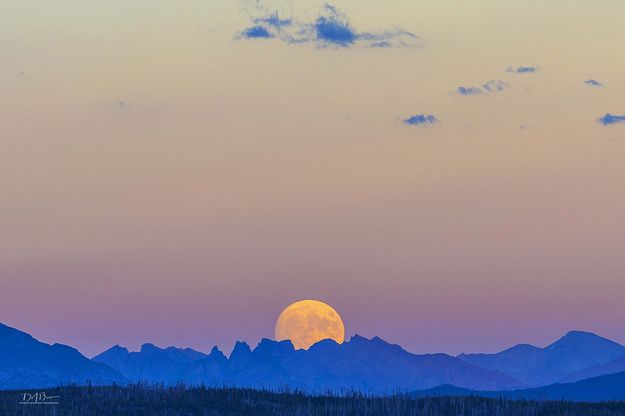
[1,384,624,416]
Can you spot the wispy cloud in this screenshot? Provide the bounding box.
[238,3,418,49]
[506,66,538,74]
[456,80,508,96]
[584,79,604,87]
[370,41,392,48]
[598,113,625,126]
[403,114,438,126]
[255,13,293,29]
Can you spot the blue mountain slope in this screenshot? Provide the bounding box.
[413,370,625,402]
[458,331,625,386]
[0,322,126,389]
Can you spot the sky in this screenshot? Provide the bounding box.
[1,0,625,358]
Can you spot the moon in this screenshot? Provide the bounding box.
[275,300,345,350]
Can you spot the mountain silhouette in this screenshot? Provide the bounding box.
[458,330,625,386]
[0,322,126,389]
[413,370,625,402]
[94,334,522,393]
[4,321,625,395]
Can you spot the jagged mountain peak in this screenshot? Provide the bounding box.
[349,334,369,343]
[99,344,130,357]
[254,338,294,354]
[230,341,252,358]
[112,344,130,352]
[140,343,159,352]
[209,346,227,359]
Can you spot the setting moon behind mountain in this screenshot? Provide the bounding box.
[275,300,345,350]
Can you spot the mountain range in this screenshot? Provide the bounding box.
[3,321,625,401]
[93,335,521,392]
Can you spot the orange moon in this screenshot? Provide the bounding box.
[274,300,345,350]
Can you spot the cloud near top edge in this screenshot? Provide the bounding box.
[237,2,419,49]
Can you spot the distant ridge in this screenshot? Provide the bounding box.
[413,370,625,402]
[458,330,625,386]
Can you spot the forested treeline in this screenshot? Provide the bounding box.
[1,384,624,416]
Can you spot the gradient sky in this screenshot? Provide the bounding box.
[1,0,625,358]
